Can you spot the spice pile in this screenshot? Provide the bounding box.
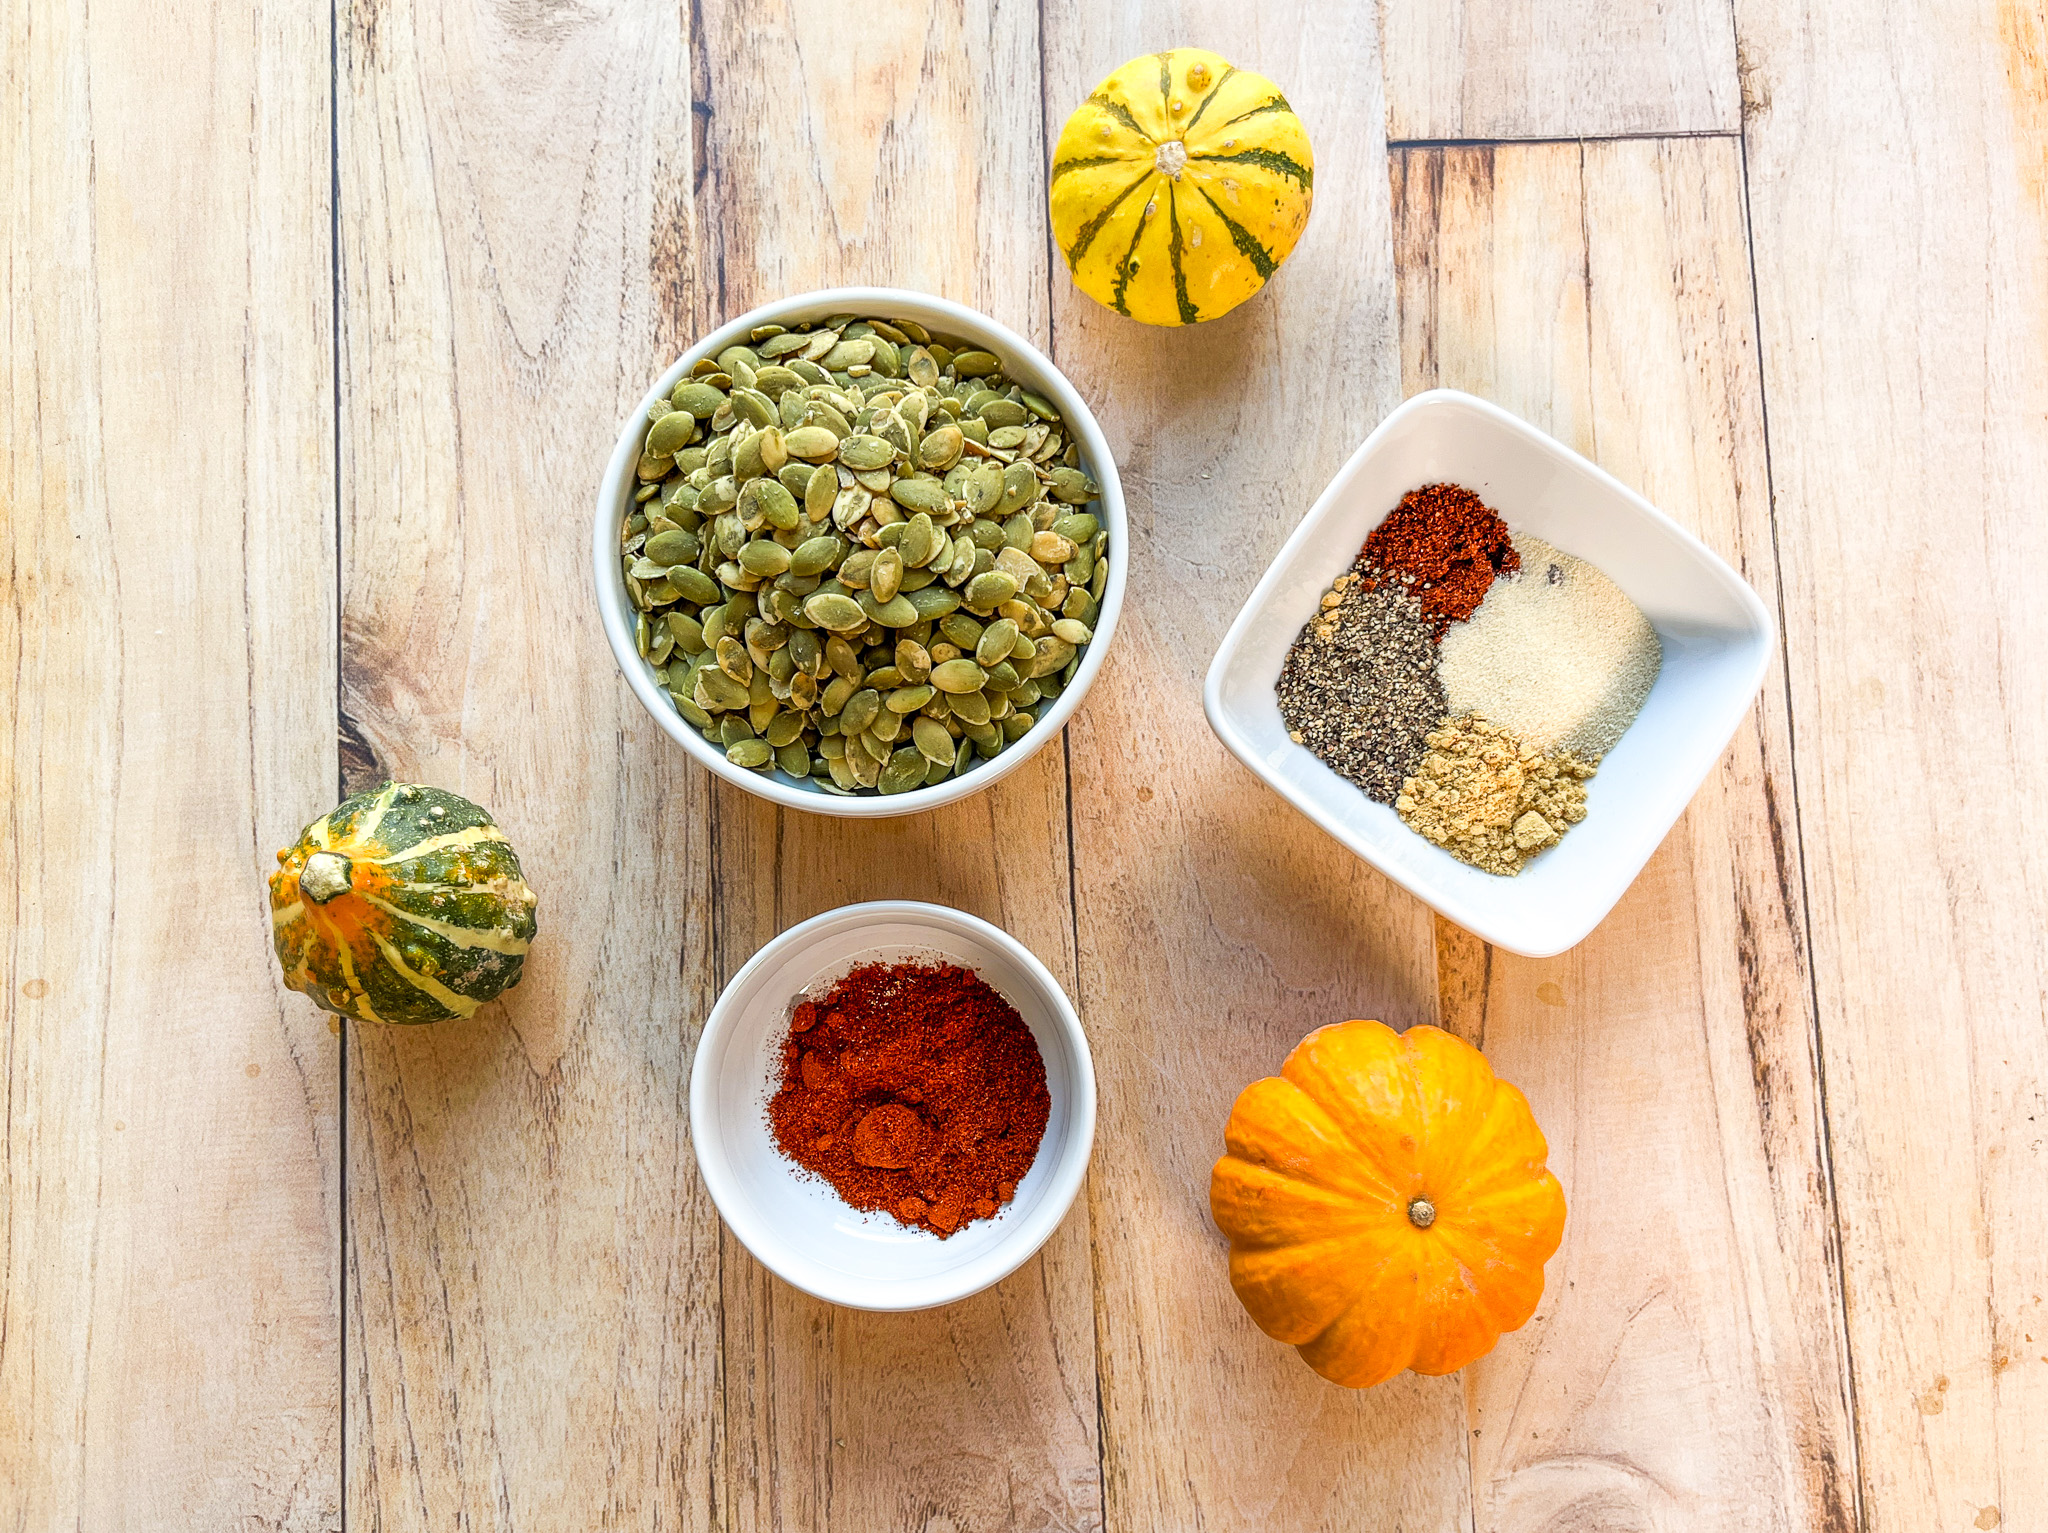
[767,961,1049,1237]
[1276,484,1662,875]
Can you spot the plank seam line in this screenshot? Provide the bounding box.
[329,0,348,1519]
[1732,121,1868,1533]
[1387,129,1741,150]
[1034,7,1106,1524]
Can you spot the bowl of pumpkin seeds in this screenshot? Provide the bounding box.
[595,288,1124,815]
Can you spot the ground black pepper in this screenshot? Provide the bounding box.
[1275,563,1446,803]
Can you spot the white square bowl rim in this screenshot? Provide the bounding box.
[688,899,1097,1311]
[1201,388,1775,957]
[593,286,1126,818]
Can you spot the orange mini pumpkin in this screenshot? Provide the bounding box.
[1210,1020,1565,1387]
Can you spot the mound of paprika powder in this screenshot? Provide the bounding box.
[767,961,1049,1237]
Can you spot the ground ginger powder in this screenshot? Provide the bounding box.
[1395,714,1594,875]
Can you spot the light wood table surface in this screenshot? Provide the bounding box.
[6,1,2044,1529]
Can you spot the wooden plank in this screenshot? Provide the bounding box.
[334,2,721,1527]
[0,0,340,1526]
[1393,138,1857,1531]
[1379,0,1741,141]
[1735,0,2048,1526]
[690,5,1100,1528]
[1037,19,1472,1532]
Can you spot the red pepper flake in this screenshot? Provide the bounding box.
[1360,483,1519,638]
[767,961,1049,1239]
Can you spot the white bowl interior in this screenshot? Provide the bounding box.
[690,903,1094,1310]
[1207,390,1773,956]
[595,287,1127,818]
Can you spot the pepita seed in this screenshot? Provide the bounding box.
[871,546,904,603]
[930,658,988,694]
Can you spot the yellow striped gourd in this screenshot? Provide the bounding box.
[269,782,538,1025]
[1050,49,1314,326]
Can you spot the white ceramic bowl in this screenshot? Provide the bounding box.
[1204,389,1774,957]
[595,288,1126,818]
[689,901,1095,1311]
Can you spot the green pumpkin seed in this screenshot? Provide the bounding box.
[791,535,839,577]
[998,462,1036,514]
[978,398,1027,429]
[727,738,773,769]
[886,684,935,714]
[871,546,904,603]
[947,688,992,726]
[716,635,753,682]
[647,411,698,455]
[739,539,792,577]
[638,528,688,565]
[671,566,721,606]
[784,425,840,461]
[803,592,867,631]
[966,571,1019,608]
[913,716,958,765]
[671,381,727,419]
[951,349,1000,377]
[916,422,964,470]
[930,658,987,694]
[877,746,928,795]
[894,639,932,685]
[667,611,707,653]
[838,433,895,471]
[975,619,1018,666]
[903,585,958,620]
[940,613,984,648]
[890,477,949,516]
[839,687,882,735]
[696,668,750,711]
[865,592,920,628]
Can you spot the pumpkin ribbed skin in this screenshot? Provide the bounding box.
[1050,48,1313,325]
[1210,1020,1565,1388]
[269,782,538,1025]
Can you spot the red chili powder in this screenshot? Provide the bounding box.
[766,961,1049,1238]
[1360,482,1520,637]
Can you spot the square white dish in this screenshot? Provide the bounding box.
[1202,389,1774,957]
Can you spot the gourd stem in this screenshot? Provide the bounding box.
[1407,1197,1437,1230]
[1154,139,1188,179]
[300,851,354,904]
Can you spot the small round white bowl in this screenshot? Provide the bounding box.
[689,900,1095,1311]
[595,287,1126,818]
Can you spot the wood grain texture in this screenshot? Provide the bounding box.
[691,4,1099,1528]
[0,0,340,1527]
[1736,0,2048,1525]
[1040,18,1469,1532]
[336,0,719,1526]
[1379,0,1742,141]
[1393,139,1857,1531]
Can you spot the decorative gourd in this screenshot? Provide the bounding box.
[1050,48,1314,326]
[269,782,538,1025]
[1209,1020,1565,1388]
